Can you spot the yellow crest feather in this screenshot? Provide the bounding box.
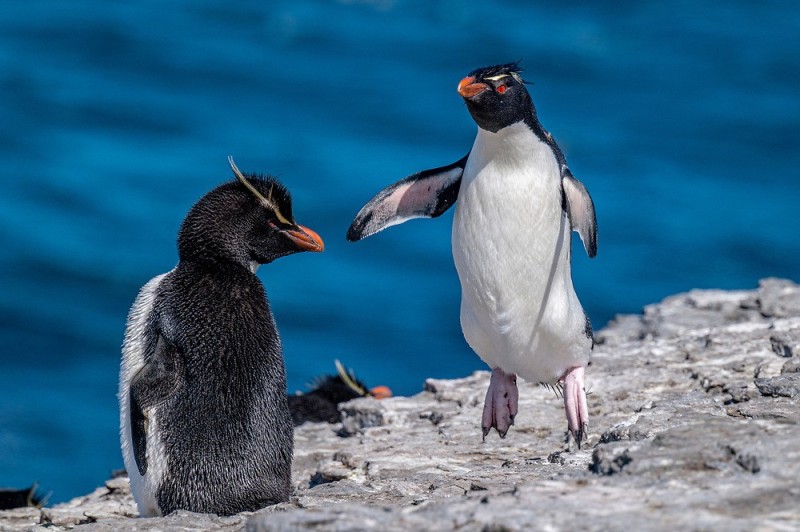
[227,156,291,225]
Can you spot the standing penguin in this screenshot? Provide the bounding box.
[119,158,324,517]
[347,63,597,446]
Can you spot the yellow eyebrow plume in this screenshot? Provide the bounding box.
[335,359,368,397]
[227,156,291,225]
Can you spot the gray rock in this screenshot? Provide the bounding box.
[755,374,800,398]
[756,277,800,318]
[782,357,800,374]
[770,333,797,358]
[3,278,799,531]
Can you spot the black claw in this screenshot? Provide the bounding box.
[570,423,589,450]
[509,415,516,425]
[482,426,490,442]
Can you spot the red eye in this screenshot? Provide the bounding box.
[497,85,507,94]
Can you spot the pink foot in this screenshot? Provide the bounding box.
[482,368,518,440]
[560,365,589,448]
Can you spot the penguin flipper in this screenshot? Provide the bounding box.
[129,335,185,476]
[346,154,469,242]
[561,170,597,258]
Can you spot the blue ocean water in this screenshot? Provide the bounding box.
[0,0,798,504]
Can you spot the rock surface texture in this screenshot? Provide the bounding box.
[2,279,799,531]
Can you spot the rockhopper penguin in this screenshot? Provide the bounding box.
[288,360,393,426]
[119,158,324,517]
[347,63,597,446]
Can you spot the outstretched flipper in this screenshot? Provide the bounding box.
[346,155,469,242]
[130,334,185,476]
[561,169,597,258]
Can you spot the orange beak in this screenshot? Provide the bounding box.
[283,224,324,252]
[458,76,488,98]
[369,385,393,399]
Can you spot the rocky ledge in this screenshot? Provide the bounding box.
[3,278,799,531]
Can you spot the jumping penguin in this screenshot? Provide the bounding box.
[347,63,597,446]
[119,158,324,517]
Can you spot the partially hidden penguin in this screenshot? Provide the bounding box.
[119,157,324,517]
[288,360,393,426]
[347,63,597,446]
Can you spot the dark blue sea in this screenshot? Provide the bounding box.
[1,0,798,504]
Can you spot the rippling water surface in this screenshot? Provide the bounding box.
[0,1,798,503]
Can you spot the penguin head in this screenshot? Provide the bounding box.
[178,158,324,269]
[457,62,532,133]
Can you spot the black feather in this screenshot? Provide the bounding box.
[467,61,524,80]
[0,485,46,509]
[288,373,370,426]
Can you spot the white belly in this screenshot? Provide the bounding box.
[452,123,590,383]
[118,271,171,517]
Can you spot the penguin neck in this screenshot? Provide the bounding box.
[472,110,569,177]
[523,112,569,170]
[513,100,544,137]
[472,121,539,164]
[177,250,257,278]
[465,119,562,197]
[177,230,253,270]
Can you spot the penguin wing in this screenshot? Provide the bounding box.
[346,154,469,242]
[562,170,598,258]
[129,334,185,476]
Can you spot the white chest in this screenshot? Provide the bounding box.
[454,122,562,261]
[451,122,587,381]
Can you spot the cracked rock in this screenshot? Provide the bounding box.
[3,279,799,531]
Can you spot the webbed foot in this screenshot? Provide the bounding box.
[481,368,518,440]
[560,365,588,448]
